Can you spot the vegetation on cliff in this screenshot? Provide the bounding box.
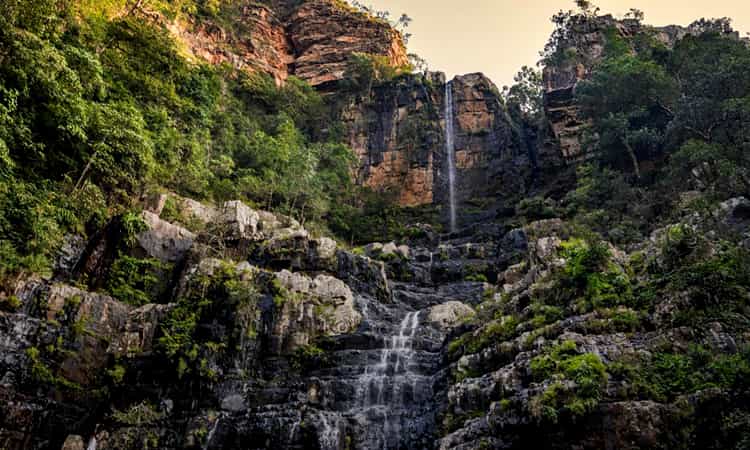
[0,0,372,287]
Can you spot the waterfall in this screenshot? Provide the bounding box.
[86,437,97,450]
[348,310,422,449]
[359,311,421,407]
[445,81,457,233]
[317,412,342,450]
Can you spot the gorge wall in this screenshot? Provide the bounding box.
[342,72,530,217]
[170,0,535,227]
[171,0,408,87]
[3,3,750,450]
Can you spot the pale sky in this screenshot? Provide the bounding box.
[364,0,750,87]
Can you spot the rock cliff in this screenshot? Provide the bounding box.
[343,71,531,227]
[3,3,750,450]
[169,0,408,87]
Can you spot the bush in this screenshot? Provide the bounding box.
[636,346,750,402]
[530,340,608,422]
[158,262,260,380]
[106,254,172,306]
[517,196,557,222]
[448,315,519,357]
[539,238,633,313]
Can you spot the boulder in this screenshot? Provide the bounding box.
[272,270,362,349]
[61,435,85,450]
[427,302,475,330]
[137,211,196,263]
[218,200,260,241]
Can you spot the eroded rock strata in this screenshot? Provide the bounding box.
[2,3,750,450]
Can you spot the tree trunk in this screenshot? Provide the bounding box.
[74,152,98,192]
[624,140,641,179]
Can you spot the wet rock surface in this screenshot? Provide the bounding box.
[2,195,750,450]
[0,197,501,450]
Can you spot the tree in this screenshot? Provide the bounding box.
[503,66,543,119]
[575,0,600,17]
[408,53,428,73]
[688,17,734,35]
[670,140,750,195]
[664,32,750,196]
[667,33,750,147]
[1,0,72,35]
[75,102,154,194]
[577,55,677,178]
[624,8,644,22]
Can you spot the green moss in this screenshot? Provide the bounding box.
[464,273,488,283]
[0,295,21,312]
[25,346,82,390]
[529,341,608,423]
[158,262,261,380]
[112,401,164,426]
[529,304,564,329]
[449,315,518,358]
[107,364,126,384]
[107,253,173,306]
[291,344,328,371]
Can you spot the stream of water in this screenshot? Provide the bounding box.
[445,81,457,233]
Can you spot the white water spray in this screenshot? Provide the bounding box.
[445,81,457,233]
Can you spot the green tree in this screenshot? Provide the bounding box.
[577,54,677,178]
[74,101,154,195]
[503,66,544,122]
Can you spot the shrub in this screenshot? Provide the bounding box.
[448,315,519,357]
[112,401,164,426]
[0,294,21,312]
[106,254,172,306]
[517,196,557,222]
[158,262,260,380]
[638,346,750,402]
[530,340,608,422]
[539,238,633,312]
[291,344,328,371]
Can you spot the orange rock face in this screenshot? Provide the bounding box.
[363,151,434,206]
[288,1,409,88]
[169,0,408,88]
[170,4,294,85]
[343,72,527,209]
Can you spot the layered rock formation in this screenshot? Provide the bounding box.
[342,73,444,207]
[169,4,294,84]
[169,0,408,86]
[343,72,531,227]
[287,0,409,88]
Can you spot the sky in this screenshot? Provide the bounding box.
[363,0,750,88]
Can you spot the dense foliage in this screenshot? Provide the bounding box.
[0,0,363,286]
[576,16,750,196]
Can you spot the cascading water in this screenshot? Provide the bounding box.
[360,311,421,407]
[445,80,457,233]
[323,308,427,450]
